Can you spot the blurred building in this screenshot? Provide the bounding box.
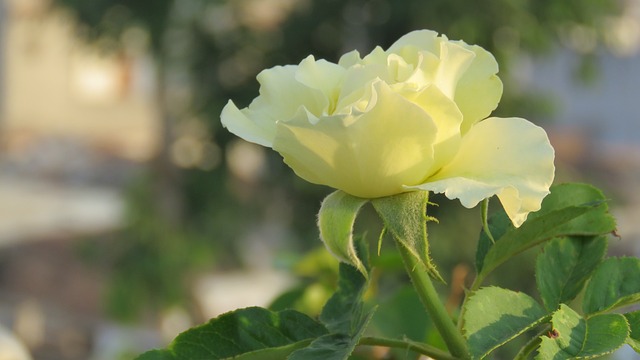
[0,0,161,247]
[1,0,159,162]
[0,0,161,358]
[517,3,640,254]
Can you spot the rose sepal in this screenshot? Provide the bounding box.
[371,190,442,282]
[318,190,370,277]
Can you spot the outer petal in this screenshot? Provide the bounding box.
[220,100,275,147]
[273,81,438,198]
[220,65,317,148]
[256,63,328,119]
[221,57,345,147]
[407,117,555,226]
[453,42,503,133]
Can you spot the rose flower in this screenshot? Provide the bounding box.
[221,30,554,226]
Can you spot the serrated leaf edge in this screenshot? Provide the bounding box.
[537,306,630,359]
[463,287,550,360]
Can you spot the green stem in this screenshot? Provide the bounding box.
[359,336,459,360]
[481,198,495,243]
[396,241,470,359]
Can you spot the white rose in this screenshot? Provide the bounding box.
[221,30,555,226]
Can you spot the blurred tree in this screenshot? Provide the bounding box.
[52,0,621,322]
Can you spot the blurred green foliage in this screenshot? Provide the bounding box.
[53,0,621,322]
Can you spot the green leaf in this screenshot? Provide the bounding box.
[537,304,629,359]
[624,311,640,353]
[536,236,607,311]
[135,307,328,360]
[287,314,374,360]
[319,260,368,334]
[477,183,615,282]
[288,335,350,360]
[463,287,548,359]
[289,247,373,360]
[583,257,640,314]
[371,191,441,280]
[369,286,441,360]
[371,286,432,342]
[526,183,615,235]
[318,190,369,277]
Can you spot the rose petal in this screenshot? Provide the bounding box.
[387,30,478,100]
[220,99,275,147]
[361,46,390,65]
[453,43,503,133]
[257,62,328,119]
[432,40,477,99]
[273,81,439,198]
[407,117,555,226]
[387,29,440,54]
[400,85,463,172]
[295,56,346,113]
[336,62,389,112]
[387,53,418,83]
[389,30,503,132]
[221,57,347,147]
[338,49,362,68]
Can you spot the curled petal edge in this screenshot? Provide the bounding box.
[406,117,555,227]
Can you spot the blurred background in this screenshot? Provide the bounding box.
[0,0,639,358]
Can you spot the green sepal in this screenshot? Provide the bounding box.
[582,257,640,314]
[536,304,629,359]
[371,190,441,281]
[535,236,607,311]
[480,198,496,243]
[463,287,548,359]
[318,190,369,277]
